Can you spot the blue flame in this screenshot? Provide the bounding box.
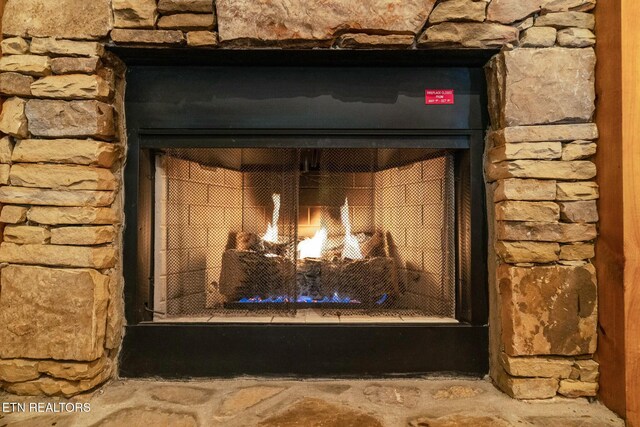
[376,293,389,305]
[237,293,361,304]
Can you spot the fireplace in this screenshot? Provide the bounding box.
[153,146,458,320]
[120,53,488,376]
[0,0,610,404]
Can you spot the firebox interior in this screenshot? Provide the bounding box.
[154,147,458,320]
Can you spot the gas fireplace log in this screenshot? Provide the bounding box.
[297,256,398,304]
[234,231,289,256]
[218,249,295,301]
[296,258,324,300]
[235,232,262,252]
[361,231,386,258]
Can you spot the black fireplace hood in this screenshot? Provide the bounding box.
[119,50,489,378]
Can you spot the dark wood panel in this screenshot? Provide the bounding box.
[594,0,626,418]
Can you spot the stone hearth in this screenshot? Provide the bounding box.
[0,0,599,401]
[0,378,623,426]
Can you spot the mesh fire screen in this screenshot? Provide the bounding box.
[154,148,456,320]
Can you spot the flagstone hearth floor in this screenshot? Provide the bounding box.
[0,378,624,426]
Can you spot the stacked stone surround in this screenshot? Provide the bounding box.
[0,0,598,399]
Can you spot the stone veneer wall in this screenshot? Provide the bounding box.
[0,0,599,399]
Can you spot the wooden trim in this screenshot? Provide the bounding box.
[595,1,640,425]
[622,0,640,425]
[594,0,625,418]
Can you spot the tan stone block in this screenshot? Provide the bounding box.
[0,242,116,268]
[0,97,28,138]
[105,274,124,350]
[496,241,559,263]
[26,99,115,140]
[560,243,595,260]
[0,37,30,55]
[490,124,598,144]
[558,379,598,397]
[4,364,112,397]
[30,38,104,57]
[559,260,588,267]
[336,34,415,49]
[487,0,541,24]
[499,263,597,356]
[0,265,109,361]
[217,0,436,43]
[494,179,557,202]
[2,0,113,40]
[159,0,214,13]
[0,359,40,382]
[429,0,487,24]
[574,359,599,382]
[31,74,111,100]
[542,0,596,13]
[12,139,118,168]
[51,57,102,75]
[187,31,219,47]
[569,366,580,380]
[4,225,51,244]
[418,22,519,49]
[27,206,119,225]
[114,0,158,28]
[496,201,560,222]
[111,29,185,45]
[516,16,535,31]
[0,186,115,207]
[557,28,596,47]
[38,356,109,381]
[10,164,117,191]
[535,12,595,29]
[0,164,10,184]
[0,54,51,76]
[51,226,116,245]
[562,141,597,160]
[0,205,28,223]
[0,136,14,163]
[487,160,596,181]
[497,221,597,242]
[489,142,562,163]
[556,181,599,200]
[496,370,559,399]
[494,48,595,127]
[520,27,558,48]
[501,354,574,378]
[159,13,215,31]
[559,200,598,223]
[0,72,34,96]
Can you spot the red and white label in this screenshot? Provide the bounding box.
[425,89,455,105]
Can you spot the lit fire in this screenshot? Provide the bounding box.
[341,198,363,260]
[296,198,363,260]
[298,227,328,259]
[262,193,281,243]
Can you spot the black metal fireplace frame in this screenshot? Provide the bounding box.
[116,49,492,378]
